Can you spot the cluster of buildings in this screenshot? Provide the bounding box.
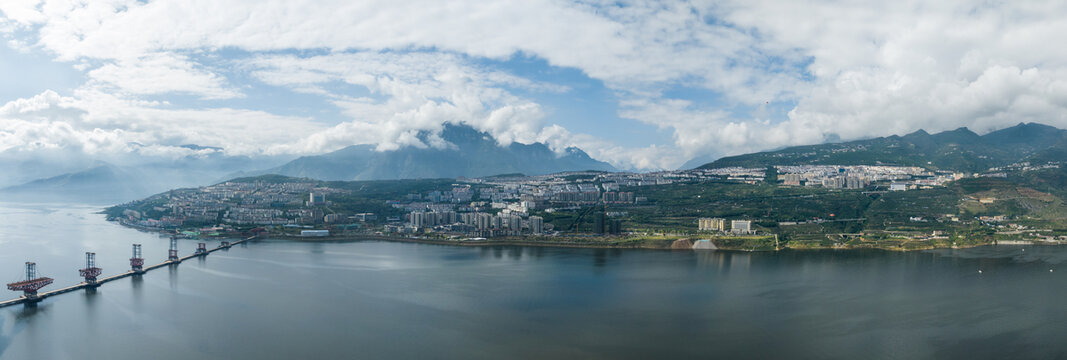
[117,180,352,228]
[981,162,1062,178]
[593,167,766,185]
[689,167,767,183]
[775,165,962,189]
[118,160,984,238]
[698,218,755,235]
[392,210,545,237]
[986,161,1061,173]
[410,173,646,213]
[401,187,474,203]
[388,171,679,237]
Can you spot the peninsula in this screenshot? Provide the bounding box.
[105,169,1067,252]
[105,123,1067,252]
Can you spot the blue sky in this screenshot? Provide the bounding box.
[0,42,82,100]
[2,1,1066,170]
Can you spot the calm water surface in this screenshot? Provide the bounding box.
[1,202,1066,359]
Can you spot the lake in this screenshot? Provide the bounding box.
[1,202,1065,359]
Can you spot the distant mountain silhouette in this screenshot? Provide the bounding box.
[699,122,1067,172]
[678,153,720,170]
[254,124,616,180]
[0,164,150,204]
[0,150,293,204]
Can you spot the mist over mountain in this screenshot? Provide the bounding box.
[0,164,151,204]
[0,149,102,188]
[0,125,615,203]
[0,148,293,204]
[678,153,720,170]
[700,122,1067,172]
[247,124,616,181]
[9,122,1063,205]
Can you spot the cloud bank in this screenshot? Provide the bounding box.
[1,0,1066,170]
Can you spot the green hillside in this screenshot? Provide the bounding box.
[701,123,1067,172]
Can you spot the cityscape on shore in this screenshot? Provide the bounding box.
[108,161,1067,250]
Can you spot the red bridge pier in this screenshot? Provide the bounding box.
[7,262,54,302]
[195,242,208,256]
[78,252,103,287]
[130,244,145,274]
[168,237,180,262]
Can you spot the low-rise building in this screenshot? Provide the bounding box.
[698,217,726,231]
[731,220,753,234]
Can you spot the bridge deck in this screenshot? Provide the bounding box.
[0,236,256,308]
[0,298,23,307]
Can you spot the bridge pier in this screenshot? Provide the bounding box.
[79,252,103,287]
[168,237,181,263]
[7,262,53,303]
[1,235,260,308]
[131,244,145,274]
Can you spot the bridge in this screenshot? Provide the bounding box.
[1,236,253,308]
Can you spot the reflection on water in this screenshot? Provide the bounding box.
[11,304,47,322]
[168,264,178,290]
[2,203,1067,359]
[130,275,143,310]
[309,242,324,255]
[82,287,99,341]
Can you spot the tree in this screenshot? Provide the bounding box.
[764,166,778,184]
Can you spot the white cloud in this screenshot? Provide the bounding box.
[719,0,1067,146]
[2,0,802,170]
[0,0,47,27]
[8,1,804,103]
[0,89,325,157]
[86,52,241,99]
[600,0,1067,166]
[248,52,555,153]
[4,0,1067,171]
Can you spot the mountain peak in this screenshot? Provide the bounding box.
[564,146,587,156]
[262,123,615,180]
[983,122,1065,144]
[438,124,488,145]
[179,144,224,152]
[931,127,981,144]
[1004,122,1059,132]
[903,129,931,138]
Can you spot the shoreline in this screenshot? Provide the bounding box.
[110,221,1065,252]
[274,234,674,249]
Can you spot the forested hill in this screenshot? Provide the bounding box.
[700,122,1067,172]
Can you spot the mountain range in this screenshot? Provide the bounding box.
[0,124,615,203]
[5,122,1065,204]
[241,124,616,181]
[0,164,151,204]
[0,151,292,204]
[700,122,1067,172]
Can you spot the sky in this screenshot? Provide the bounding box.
[2,1,1067,171]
